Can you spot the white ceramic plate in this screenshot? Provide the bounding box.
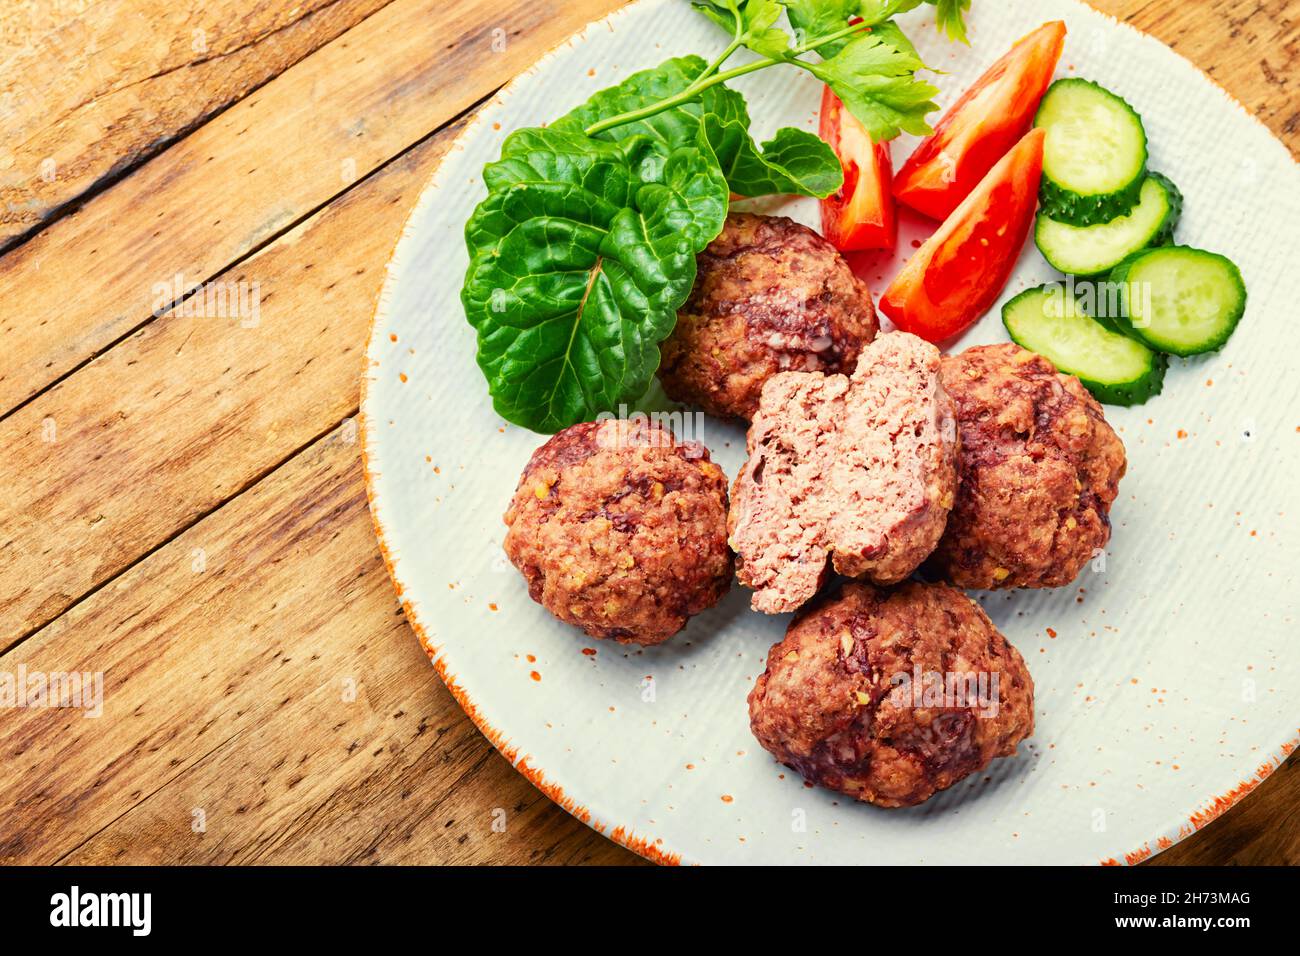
[363,0,1300,864]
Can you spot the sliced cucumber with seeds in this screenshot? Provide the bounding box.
[1035,79,1148,226]
[1003,284,1165,406]
[1110,246,1247,356]
[1035,172,1182,276]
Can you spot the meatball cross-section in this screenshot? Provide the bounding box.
[728,332,959,613]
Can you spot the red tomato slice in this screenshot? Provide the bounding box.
[894,20,1065,222]
[819,86,896,252]
[880,127,1045,344]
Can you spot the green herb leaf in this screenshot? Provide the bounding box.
[460,0,975,429]
[805,29,939,140]
[780,1,968,58]
[928,0,971,44]
[462,126,728,432]
[694,0,793,57]
[692,0,744,38]
[780,0,912,57]
[780,0,853,54]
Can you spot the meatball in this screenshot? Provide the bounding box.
[729,332,958,613]
[657,212,878,420]
[503,418,732,646]
[748,581,1035,807]
[928,343,1127,590]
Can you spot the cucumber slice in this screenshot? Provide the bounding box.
[1110,246,1247,356]
[1035,172,1182,276]
[1034,79,1148,226]
[1003,284,1166,406]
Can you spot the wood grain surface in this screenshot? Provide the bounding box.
[0,0,1294,867]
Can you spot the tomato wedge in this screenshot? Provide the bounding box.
[819,86,896,252]
[880,127,1046,343]
[894,20,1065,222]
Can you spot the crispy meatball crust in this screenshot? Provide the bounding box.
[657,213,879,421]
[503,419,732,646]
[929,343,1127,590]
[748,582,1035,808]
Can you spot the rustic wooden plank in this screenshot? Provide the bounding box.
[0,0,392,249]
[0,0,626,418]
[0,425,635,865]
[0,117,458,650]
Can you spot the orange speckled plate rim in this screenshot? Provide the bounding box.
[359,0,1300,867]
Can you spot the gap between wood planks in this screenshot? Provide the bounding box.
[0,0,399,254]
[1,0,1292,649]
[0,107,476,658]
[1,409,355,658]
[0,90,486,433]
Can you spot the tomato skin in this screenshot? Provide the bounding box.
[894,21,1065,222]
[819,87,897,252]
[880,128,1046,343]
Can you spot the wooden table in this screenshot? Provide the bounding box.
[0,0,1295,867]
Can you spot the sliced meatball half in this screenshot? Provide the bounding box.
[729,332,959,613]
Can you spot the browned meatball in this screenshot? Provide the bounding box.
[657,213,878,420]
[928,343,1127,590]
[748,582,1034,808]
[503,418,732,646]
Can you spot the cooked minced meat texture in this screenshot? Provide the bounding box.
[927,343,1127,590]
[748,581,1035,808]
[728,332,959,613]
[503,418,732,646]
[657,212,878,421]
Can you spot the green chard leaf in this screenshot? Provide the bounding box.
[554,56,747,157]
[703,117,842,197]
[462,126,728,433]
[460,0,975,430]
[556,56,840,199]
